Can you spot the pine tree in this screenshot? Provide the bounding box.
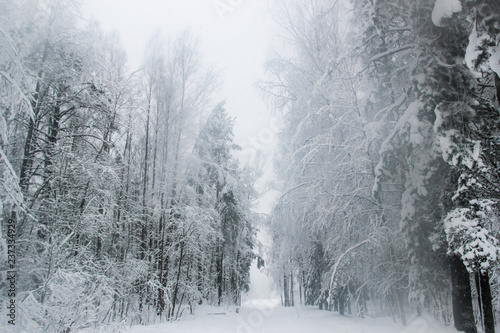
[194,102,256,306]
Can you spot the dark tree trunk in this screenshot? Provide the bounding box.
[333,292,338,312]
[19,42,49,194]
[475,273,483,330]
[19,117,36,193]
[361,288,368,318]
[283,273,290,307]
[140,88,152,260]
[308,241,324,306]
[299,272,303,306]
[347,295,352,316]
[397,289,407,326]
[216,246,224,306]
[156,194,168,316]
[494,72,500,106]
[171,242,185,319]
[43,93,62,194]
[450,255,477,333]
[479,271,495,333]
[339,286,346,316]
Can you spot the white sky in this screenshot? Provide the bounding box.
[82,0,279,142]
[81,0,282,213]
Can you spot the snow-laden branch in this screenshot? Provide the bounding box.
[328,238,371,297]
[278,182,311,201]
[0,70,34,119]
[368,44,415,64]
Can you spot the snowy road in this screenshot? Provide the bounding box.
[129,300,458,333]
[127,260,456,333]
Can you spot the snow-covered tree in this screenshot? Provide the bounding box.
[0,2,257,330]
[265,1,500,332]
[194,102,256,306]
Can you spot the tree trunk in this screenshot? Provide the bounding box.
[156,193,168,316]
[494,72,500,106]
[43,92,62,193]
[283,273,290,307]
[333,291,338,312]
[479,271,495,333]
[475,273,483,331]
[217,245,224,306]
[141,87,152,260]
[450,254,477,333]
[19,41,50,194]
[19,117,36,193]
[339,286,346,316]
[299,272,303,306]
[171,241,185,319]
[397,289,407,326]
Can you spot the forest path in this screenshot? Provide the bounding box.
[128,253,453,333]
[130,262,456,333]
[128,300,453,333]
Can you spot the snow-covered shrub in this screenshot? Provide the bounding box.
[444,199,500,273]
[29,268,116,332]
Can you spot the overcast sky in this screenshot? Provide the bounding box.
[82,0,280,142]
[81,0,282,213]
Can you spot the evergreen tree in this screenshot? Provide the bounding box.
[195,102,256,306]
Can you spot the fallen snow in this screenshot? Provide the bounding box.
[127,260,457,333]
[127,302,459,333]
[431,0,462,27]
[75,265,461,333]
[78,236,460,333]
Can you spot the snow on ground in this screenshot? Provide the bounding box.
[129,301,459,333]
[128,234,459,333]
